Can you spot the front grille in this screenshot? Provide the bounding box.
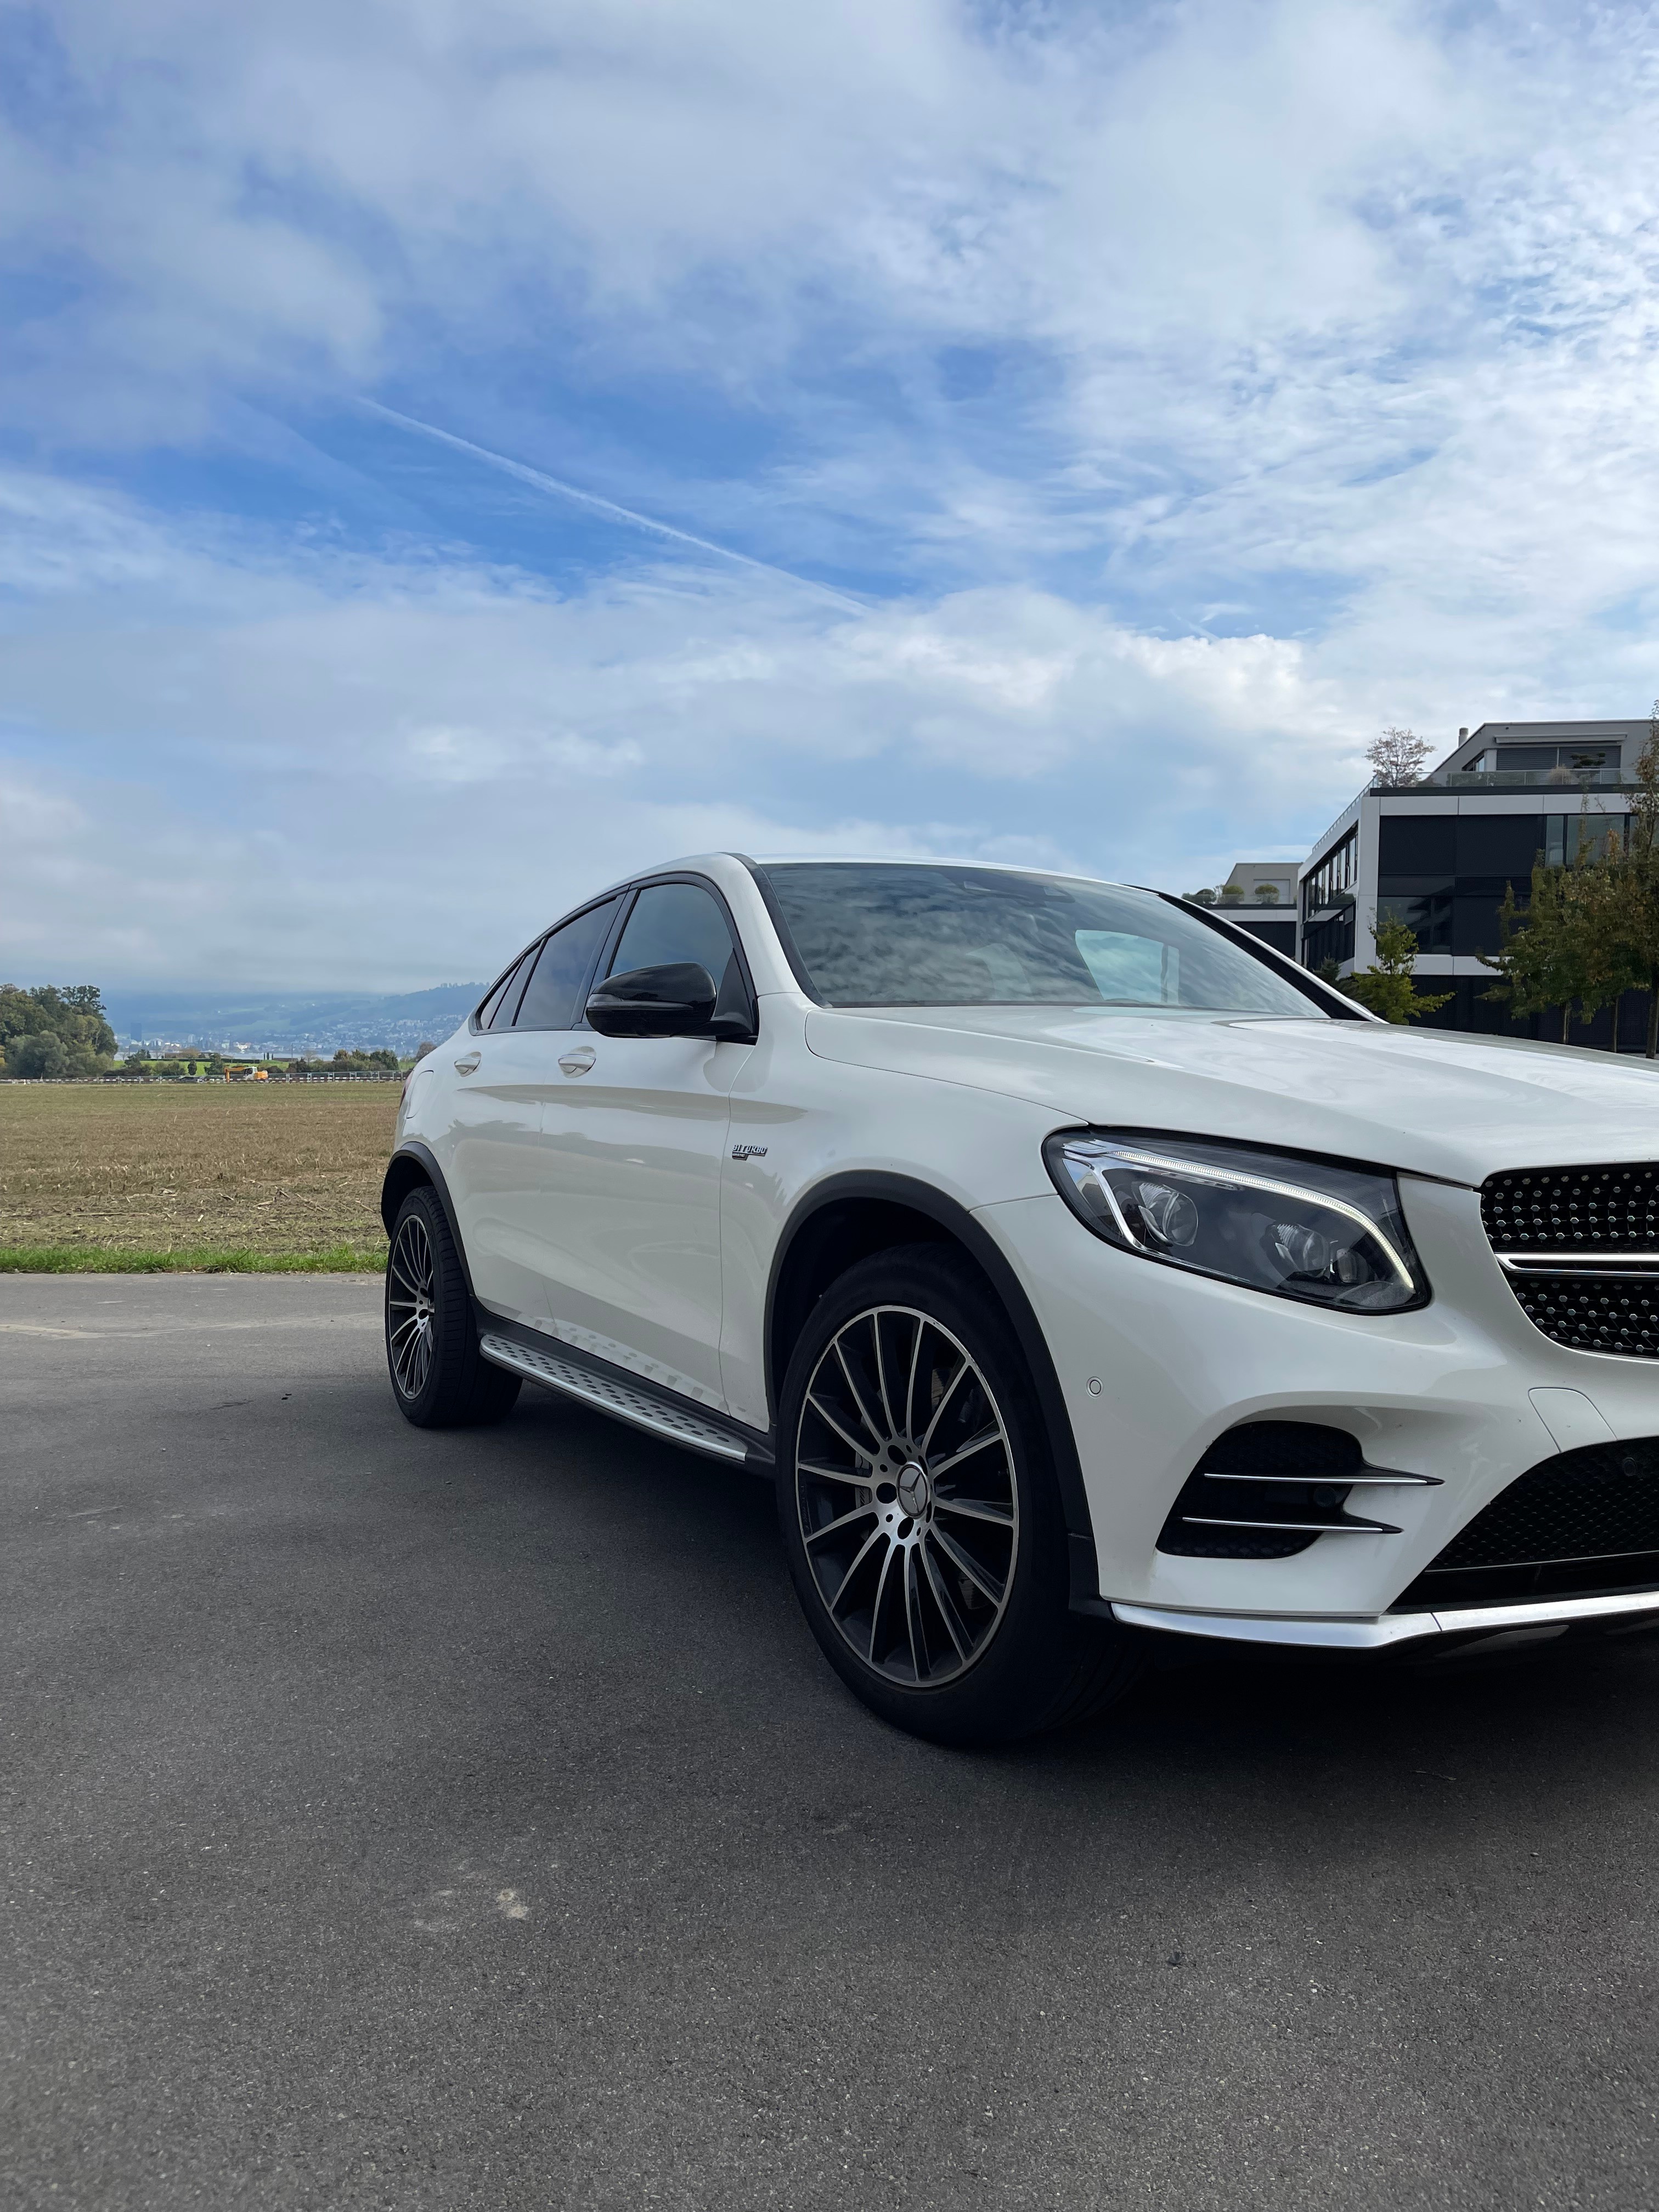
[1500,1266,1659,1358]
[1482,1164,1659,1252]
[1483,1164,1659,1357]
[1391,1437,1659,1610]
[1158,1421,1434,1559]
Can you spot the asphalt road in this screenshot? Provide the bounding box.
[5,1275,1659,2211]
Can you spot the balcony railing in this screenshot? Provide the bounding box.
[1432,769,1628,790]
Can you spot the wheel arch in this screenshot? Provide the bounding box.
[380,1143,478,1302]
[764,1171,1099,1604]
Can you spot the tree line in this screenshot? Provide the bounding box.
[0,987,426,1077]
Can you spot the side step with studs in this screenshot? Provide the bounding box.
[478,1330,765,1466]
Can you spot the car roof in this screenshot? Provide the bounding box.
[744,854,1137,891]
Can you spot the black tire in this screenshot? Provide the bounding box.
[385,1186,522,1429]
[777,1244,1141,1746]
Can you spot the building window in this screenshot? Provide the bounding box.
[1496,746,1615,774]
[1300,827,1357,922]
[1302,909,1356,969]
[1543,812,1628,867]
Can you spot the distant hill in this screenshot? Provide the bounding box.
[104,984,486,1056]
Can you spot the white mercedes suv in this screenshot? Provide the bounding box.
[382,855,1659,1743]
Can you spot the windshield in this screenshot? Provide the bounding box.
[760,862,1323,1018]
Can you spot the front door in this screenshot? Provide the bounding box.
[529,879,754,1409]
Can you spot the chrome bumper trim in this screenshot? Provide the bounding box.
[1499,1252,1659,1277]
[1110,1587,1659,1651]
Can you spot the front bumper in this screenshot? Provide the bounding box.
[1108,1587,1659,1650]
[978,1177,1659,1623]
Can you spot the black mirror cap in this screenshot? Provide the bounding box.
[586,962,719,1037]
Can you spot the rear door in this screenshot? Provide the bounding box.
[446,900,620,1319]
[528,877,755,1408]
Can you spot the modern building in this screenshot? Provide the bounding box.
[1208,861,1299,958]
[1296,719,1650,1046]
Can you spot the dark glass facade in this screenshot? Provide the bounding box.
[1375,811,1630,963]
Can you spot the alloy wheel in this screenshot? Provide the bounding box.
[794,1305,1019,1687]
[387,1212,437,1401]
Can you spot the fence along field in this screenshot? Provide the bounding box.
[0,1082,399,1271]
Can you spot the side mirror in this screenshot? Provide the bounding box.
[586,962,718,1038]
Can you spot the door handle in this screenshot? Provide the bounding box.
[558,1047,596,1076]
[453,1050,481,1074]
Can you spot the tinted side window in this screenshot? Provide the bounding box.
[475,962,520,1030]
[607,883,736,988]
[483,945,539,1030]
[514,899,620,1031]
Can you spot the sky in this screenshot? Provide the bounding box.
[6,0,1659,991]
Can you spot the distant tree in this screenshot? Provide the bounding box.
[1254,883,1281,905]
[1344,917,1453,1024]
[306,1044,403,1074]
[1561,837,1646,1051]
[1367,726,1432,787]
[0,984,118,1078]
[1183,888,1218,907]
[1480,861,1592,1042]
[414,1040,437,1061]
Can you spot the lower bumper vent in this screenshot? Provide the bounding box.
[1157,1421,1437,1560]
[1391,1436,1659,1610]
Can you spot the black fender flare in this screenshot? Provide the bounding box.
[764,1170,1100,1605]
[380,1143,478,1304]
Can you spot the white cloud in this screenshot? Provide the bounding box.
[0,476,1358,984]
[0,2,1602,433]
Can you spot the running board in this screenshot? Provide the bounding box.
[478,1331,759,1466]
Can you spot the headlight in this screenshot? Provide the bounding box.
[1043,1131,1429,1314]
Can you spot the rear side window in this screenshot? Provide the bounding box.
[607,882,736,989]
[514,899,620,1031]
[477,945,538,1030]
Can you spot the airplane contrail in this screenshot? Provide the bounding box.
[360,399,868,615]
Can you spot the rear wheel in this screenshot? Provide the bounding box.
[385,1187,521,1429]
[777,1245,1141,1746]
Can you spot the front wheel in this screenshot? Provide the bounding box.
[777,1244,1140,1746]
[385,1187,521,1428]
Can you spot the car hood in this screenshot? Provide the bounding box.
[803,1005,1659,1183]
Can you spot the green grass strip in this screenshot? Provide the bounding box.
[0,1244,386,1274]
